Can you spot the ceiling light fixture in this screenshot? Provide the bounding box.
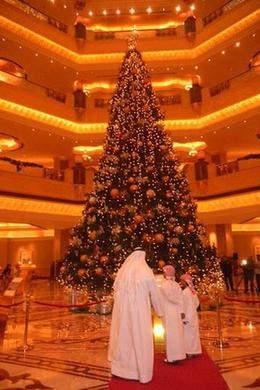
[102,9,107,16]
[190,4,196,11]
[221,50,226,54]
[235,41,240,47]
[146,6,152,14]
[88,10,93,16]
[129,7,136,15]
[116,9,121,15]
[175,5,181,13]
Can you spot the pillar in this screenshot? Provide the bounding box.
[210,224,234,257]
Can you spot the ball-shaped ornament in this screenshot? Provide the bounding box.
[95,267,104,276]
[80,254,88,263]
[154,233,165,243]
[130,184,138,192]
[188,224,195,232]
[170,247,178,255]
[89,196,97,206]
[146,189,156,199]
[110,188,120,199]
[174,226,184,235]
[134,214,144,224]
[100,255,109,265]
[77,269,86,277]
[88,230,97,241]
[158,260,166,269]
[128,176,135,184]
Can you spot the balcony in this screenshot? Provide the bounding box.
[0,66,258,129]
[0,0,258,60]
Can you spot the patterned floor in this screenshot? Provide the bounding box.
[0,281,259,390]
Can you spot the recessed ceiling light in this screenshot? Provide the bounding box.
[88,10,93,16]
[50,59,54,63]
[200,135,204,139]
[252,33,256,37]
[166,67,170,71]
[235,41,240,47]
[190,4,196,11]
[208,58,211,62]
[180,66,184,70]
[227,125,230,129]
[63,4,67,9]
[116,9,121,15]
[102,9,107,15]
[243,120,247,123]
[194,65,198,70]
[175,5,181,13]
[35,53,39,56]
[63,66,67,69]
[221,50,226,55]
[213,131,217,134]
[32,128,35,132]
[1,37,6,42]
[129,7,135,15]
[19,45,22,49]
[146,6,152,14]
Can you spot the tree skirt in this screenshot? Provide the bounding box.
[109,351,229,389]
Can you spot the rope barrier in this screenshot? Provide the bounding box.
[0,301,24,308]
[224,296,260,304]
[31,300,102,308]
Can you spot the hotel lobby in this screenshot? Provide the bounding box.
[0,0,260,389]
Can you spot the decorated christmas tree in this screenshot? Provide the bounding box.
[58,37,222,296]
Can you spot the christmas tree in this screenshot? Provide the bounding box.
[58,36,222,296]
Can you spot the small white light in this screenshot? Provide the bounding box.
[194,65,198,70]
[76,71,79,75]
[116,9,121,15]
[200,135,204,139]
[50,59,54,63]
[64,66,67,69]
[19,45,22,49]
[166,67,170,71]
[221,50,226,55]
[243,120,247,123]
[146,6,152,14]
[190,4,196,11]
[175,5,181,13]
[235,41,240,47]
[180,66,184,70]
[208,58,211,62]
[241,259,247,266]
[102,9,107,16]
[153,323,165,338]
[252,33,256,37]
[129,7,135,15]
[63,4,67,9]
[88,10,93,16]
[227,125,230,129]
[35,53,39,57]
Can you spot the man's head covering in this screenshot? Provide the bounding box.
[163,265,175,279]
[180,273,196,294]
[113,249,153,296]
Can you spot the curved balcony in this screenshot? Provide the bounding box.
[0,66,258,130]
[0,0,258,61]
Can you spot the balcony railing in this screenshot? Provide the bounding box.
[202,0,247,26]
[3,0,68,33]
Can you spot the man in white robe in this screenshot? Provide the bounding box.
[160,265,186,363]
[180,273,202,357]
[108,247,163,384]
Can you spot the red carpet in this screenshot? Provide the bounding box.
[109,351,229,389]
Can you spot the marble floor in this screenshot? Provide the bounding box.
[0,280,259,390]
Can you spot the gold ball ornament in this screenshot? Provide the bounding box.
[89,196,97,206]
[188,224,195,232]
[95,267,104,276]
[100,255,109,265]
[128,176,135,184]
[154,233,165,243]
[88,230,97,241]
[162,175,170,183]
[168,223,175,232]
[134,214,144,224]
[142,233,152,243]
[114,244,122,253]
[130,184,139,192]
[60,266,66,273]
[158,260,166,269]
[77,269,86,277]
[80,254,88,263]
[110,188,120,199]
[146,209,154,219]
[146,189,156,199]
[170,247,178,255]
[174,226,184,234]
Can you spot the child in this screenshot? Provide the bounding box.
[160,265,186,363]
[180,273,202,358]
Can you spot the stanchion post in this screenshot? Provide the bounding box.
[213,295,229,349]
[17,293,33,352]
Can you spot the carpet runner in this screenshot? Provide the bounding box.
[109,351,229,389]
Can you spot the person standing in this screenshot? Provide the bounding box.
[108,247,163,384]
[254,256,260,294]
[220,256,234,291]
[242,256,255,294]
[160,265,186,364]
[180,273,202,358]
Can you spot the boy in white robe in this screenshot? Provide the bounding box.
[180,273,202,358]
[160,265,186,363]
[108,247,163,384]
